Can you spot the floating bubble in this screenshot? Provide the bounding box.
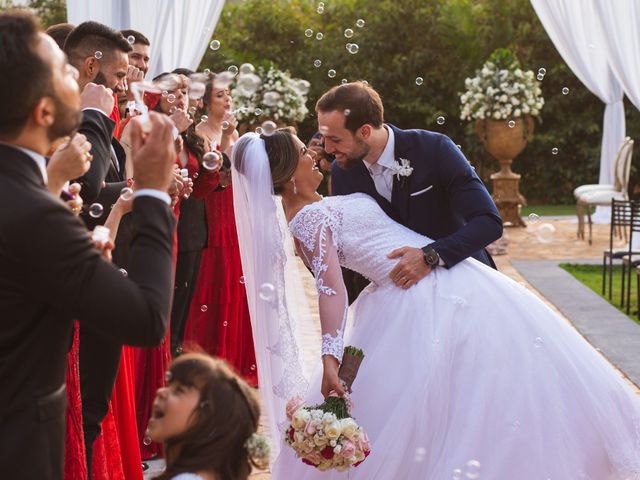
[203,68,211,76]
[436,116,445,125]
[317,5,324,13]
[452,470,463,480]
[528,213,540,225]
[261,120,277,136]
[221,120,230,130]
[356,18,365,28]
[201,115,208,122]
[94,51,103,59]
[118,268,128,277]
[255,126,264,135]
[240,63,255,75]
[464,459,481,479]
[536,223,556,243]
[551,147,559,155]
[305,28,313,37]
[202,151,222,171]
[167,93,176,103]
[341,78,348,84]
[236,73,261,96]
[414,447,426,463]
[89,203,104,218]
[316,32,324,40]
[120,187,134,201]
[511,420,521,431]
[189,81,205,100]
[188,106,197,115]
[209,40,221,51]
[508,120,516,128]
[228,65,239,76]
[534,336,544,348]
[314,59,322,68]
[201,304,208,312]
[161,90,168,98]
[169,106,177,114]
[223,321,228,326]
[328,69,336,78]
[538,67,546,76]
[362,80,368,85]
[347,43,359,54]
[344,28,354,38]
[254,108,263,116]
[250,364,256,371]
[143,436,152,446]
[344,108,351,116]
[127,35,135,44]
[562,87,570,95]
[259,283,276,302]
[536,73,544,81]
[262,91,282,107]
[294,79,311,95]
[415,77,424,86]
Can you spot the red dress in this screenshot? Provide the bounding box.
[134,149,219,460]
[184,184,258,386]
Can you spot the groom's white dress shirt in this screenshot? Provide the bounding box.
[363,126,395,203]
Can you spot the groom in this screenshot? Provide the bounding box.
[317,82,503,299]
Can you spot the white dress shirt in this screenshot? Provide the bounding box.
[362,126,395,203]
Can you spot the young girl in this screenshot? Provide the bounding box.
[146,353,269,480]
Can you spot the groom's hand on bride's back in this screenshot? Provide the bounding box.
[388,246,431,289]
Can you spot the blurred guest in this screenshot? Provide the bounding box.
[0,10,176,480]
[120,29,150,77]
[45,22,74,49]
[185,74,258,387]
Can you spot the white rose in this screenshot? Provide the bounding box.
[322,412,337,424]
[325,420,342,439]
[292,409,310,429]
[340,418,358,438]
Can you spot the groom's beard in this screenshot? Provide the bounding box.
[336,139,370,170]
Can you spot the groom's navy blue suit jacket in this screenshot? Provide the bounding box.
[331,124,502,269]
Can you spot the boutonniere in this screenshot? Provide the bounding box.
[392,158,413,187]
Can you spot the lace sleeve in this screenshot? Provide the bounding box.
[293,206,347,363]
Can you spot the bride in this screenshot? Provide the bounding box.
[231,129,640,479]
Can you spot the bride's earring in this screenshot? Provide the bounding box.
[292,178,298,195]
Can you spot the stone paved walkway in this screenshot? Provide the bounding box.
[147,215,640,479]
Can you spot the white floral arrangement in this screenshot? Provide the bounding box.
[284,396,371,472]
[231,64,309,125]
[459,48,544,121]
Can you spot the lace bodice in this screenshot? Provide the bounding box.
[289,193,431,360]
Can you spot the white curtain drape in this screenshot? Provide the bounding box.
[530,0,626,223]
[594,0,640,112]
[66,0,225,79]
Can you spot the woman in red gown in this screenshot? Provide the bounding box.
[185,75,258,386]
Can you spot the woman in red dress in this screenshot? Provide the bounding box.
[185,75,258,386]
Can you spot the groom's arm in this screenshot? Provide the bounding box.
[428,136,503,267]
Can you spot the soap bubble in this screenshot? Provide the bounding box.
[528,213,540,225]
[262,91,282,107]
[562,87,570,95]
[316,32,324,40]
[89,203,104,218]
[94,51,103,59]
[201,304,208,312]
[127,35,135,44]
[347,43,359,54]
[209,40,221,50]
[415,77,424,86]
[259,283,276,302]
[328,69,336,78]
[228,65,239,76]
[536,223,556,243]
[436,116,445,125]
[239,63,255,75]
[356,19,365,28]
[167,93,176,103]
[536,73,544,81]
[202,151,222,171]
[551,147,559,155]
[538,67,546,76]
[344,28,354,38]
[464,459,481,479]
[261,120,277,136]
[119,187,134,201]
[305,29,313,37]
[314,59,322,68]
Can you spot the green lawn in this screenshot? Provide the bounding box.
[560,263,639,322]
[521,204,575,217]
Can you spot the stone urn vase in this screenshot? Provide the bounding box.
[476,115,534,227]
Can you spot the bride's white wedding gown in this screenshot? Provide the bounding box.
[271,193,640,480]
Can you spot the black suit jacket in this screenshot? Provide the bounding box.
[0,144,175,479]
[332,124,502,269]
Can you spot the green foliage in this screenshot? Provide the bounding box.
[28,0,66,28]
[202,0,640,204]
[343,345,364,358]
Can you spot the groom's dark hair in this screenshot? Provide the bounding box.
[316,82,384,133]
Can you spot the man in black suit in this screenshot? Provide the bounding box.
[63,22,141,469]
[0,10,177,479]
[318,83,503,300]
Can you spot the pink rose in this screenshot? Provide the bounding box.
[305,421,316,436]
[286,396,305,420]
[340,440,356,458]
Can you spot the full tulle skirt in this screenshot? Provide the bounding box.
[272,259,640,479]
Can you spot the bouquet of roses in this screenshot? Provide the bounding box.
[284,346,370,472]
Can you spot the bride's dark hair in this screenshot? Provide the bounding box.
[234,127,299,194]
